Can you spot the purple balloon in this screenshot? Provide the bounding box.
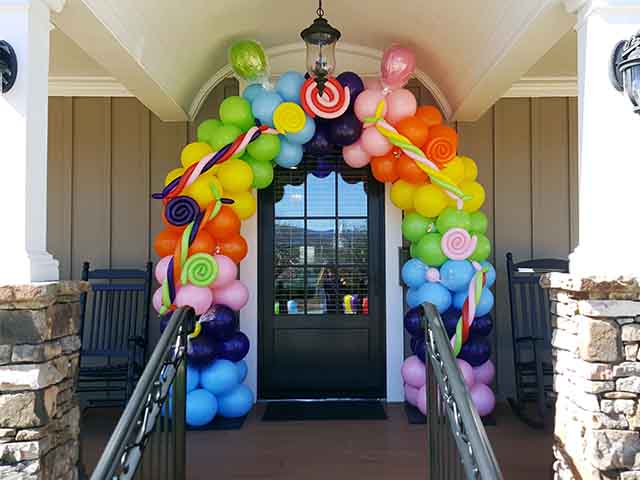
[470,383,496,417]
[310,158,332,178]
[459,337,491,367]
[188,336,217,365]
[305,123,333,155]
[216,331,250,362]
[200,304,239,340]
[470,314,493,338]
[337,71,365,106]
[411,336,426,363]
[473,360,496,386]
[402,355,426,388]
[441,308,460,339]
[329,111,362,147]
[404,307,423,337]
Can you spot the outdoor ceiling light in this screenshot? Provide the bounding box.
[610,31,640,115]
[0,40,18,94]
[300,0,341,95]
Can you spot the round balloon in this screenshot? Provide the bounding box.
[457,359,476,388]
[211,279,249,311]
[217,159,254,193]
[186,389,217,426]
[435,208,471,233]
[186,364,200,393]
[417,385,427,415]
[470,234,491,263]
[360,126,392,156]
[181,142,213,169]
[275,137,304,168]
[371,151,399,183]
[219,96,254,132]
[470,383,495,417]
[209,124,243,155]
[354,89,387,122]
[459,337,491,367]
[390,180,418,210]
[439,260,475,292]
[276,71,306,103]
[242,83,266,103]
[305,123,333,155]
[252,91,283,128]
[414,184,448,218]
[415,105,443,128]
[200,359,240,395]
[402,212,434,243]
[244,155,274,189]
[342,140,371,168]
[197,120,222,144]
[404,307,423,337]
[229,40,269,83]
[473,360,496,386]
[414,233,447,267]
[204,206,241,240]
[187,335,217,365]
[329,111,362,146]
[154,255,172,284]
[227,191,257,220]
[406,282,452,312]
[471,314,493,338]
[453,288,494,317]
[337,72,365,106]
[469,211,488,235]
[200,304,239,340]
[175,285,213,316]
[401,258,428,289]
[402,355,426,389]
[396,154,428,184]
[236,360,248,383]
[217,384,254,418]
[216,331,250,362]
[381,45,416,90]
[211,254,238,289]
[286,115,316,145]
[396,116,429,148]
[385,89,418,125]
[247,133,281,162]
[215,234,248,264]
[405,384,419,407]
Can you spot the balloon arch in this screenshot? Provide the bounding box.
[151,40,496,426]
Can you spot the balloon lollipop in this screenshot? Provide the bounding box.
[380,45,416,91]
[228,40,270,84]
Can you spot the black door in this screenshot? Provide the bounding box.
[258,155,386,399]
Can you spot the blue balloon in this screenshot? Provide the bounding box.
[217,384,254,418]
[402,258,427,288]
[186,389,218,427]
[243,83,266,103]
[235,360,248,383]
[200,359,240,395]
[275,138,304,168]
[276,71,306,103]
[186,364,200,393]
[481,261,496,288]
[286,115,316,144]
[453,288,494,317]
[251,91,283,127]
[406,282,452,313]
[439,260,475,293]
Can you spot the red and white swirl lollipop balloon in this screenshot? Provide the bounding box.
[301,77,351,119]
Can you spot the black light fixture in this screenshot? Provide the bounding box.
[0,40,18,94]
[300,0,341,95]
[610,31,640,115]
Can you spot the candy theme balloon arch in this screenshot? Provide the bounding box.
[152,40,495,426]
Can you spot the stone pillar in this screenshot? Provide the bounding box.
[542,273,640,479]
[0,282,86,480]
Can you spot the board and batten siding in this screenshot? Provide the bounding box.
[47,78,577,398]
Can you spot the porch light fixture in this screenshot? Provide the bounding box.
[610,31,640,115]
[300,0,341,95]
[0,40,18,94]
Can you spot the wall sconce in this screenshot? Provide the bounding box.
[0,40,18,94]
[610,31,640,115]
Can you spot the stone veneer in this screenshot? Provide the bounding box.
[541,273,640,480]
[0,282,87,480]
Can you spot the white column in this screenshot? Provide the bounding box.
[0,0,63,283]
[565,0,640,278]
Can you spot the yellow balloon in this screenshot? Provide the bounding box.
[184,176,222,210]
[460,156,478,182]
[164,167,184,186]
[460,181,485,213]
[442,157,465,185]
[217,159,254,194]
[181,142,214,169]
[228,190,256,220]
[414,184,447,218]
[390,180,418,211]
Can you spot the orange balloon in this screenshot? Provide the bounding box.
[396,154,428,184]
[215,234,248,264]
[189,230,216,256]
[424,124,458,166]
[371,151,399,183]
[396,116,430,148]
[415,106,443,128]
[154,229,181,257]
[204,205,241,240]
[161,210,185,232]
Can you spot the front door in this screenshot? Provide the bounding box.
[258,155,386,399]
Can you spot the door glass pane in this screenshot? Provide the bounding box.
[275,169,305,217]
[307,219,335,265]
[274,266,305,315]
[275,220,304,265]
[338,268,369,315]
[338,166,367,217]
[307,266,338,314]
[338,219,368,265]
[307,170,336,217]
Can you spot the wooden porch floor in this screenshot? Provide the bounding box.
[81,402,553,479]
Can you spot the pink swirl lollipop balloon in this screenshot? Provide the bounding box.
[441,228,478,260]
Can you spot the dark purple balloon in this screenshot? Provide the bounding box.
[187,335,217,365]
[329,111,362,147]
[337,71,365,106]
[441,308,461,339]
[311,158,332,178]
[216,331,250,362]
[470,314,493,338]
[159,312,172,333]
[411,336,426,363]
[404,307,423,337]
[305,123,333,155]
[458,337,491,367]
[199,305,238,340]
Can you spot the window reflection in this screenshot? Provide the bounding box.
[307,171,336,217]
[274,266,304,315]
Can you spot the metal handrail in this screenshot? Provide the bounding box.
[421,303,503,480]
[90,307,195,480]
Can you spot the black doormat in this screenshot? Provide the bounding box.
[186,414,247,431]
[262,401,387,421]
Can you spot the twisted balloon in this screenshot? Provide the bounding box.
[165,196,200,227]
[451,263,487,356]
[441,228,478,261]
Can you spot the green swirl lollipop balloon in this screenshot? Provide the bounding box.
[229,40,269,83]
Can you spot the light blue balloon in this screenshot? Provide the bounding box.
[217,384,254,418]
[286,115,316,144]
[251,91,283,128]
[275,137,303,168]
[243,83,266,103]
[453,288,494,317]
[402,258,428,289]
[235,360,248,383]
[186,389,218,427]
[407,282,452,313]
[276,71,306,103]
[200,359,240,396]
[481,261,496,288]
[186,364,200,393]
[439,260,475,293]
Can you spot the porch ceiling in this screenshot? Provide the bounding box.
[51,0,575,121]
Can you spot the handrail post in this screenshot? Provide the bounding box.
[174,325,187,480]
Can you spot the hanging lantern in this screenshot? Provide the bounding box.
[0,40,18,94]
[610,31,640,115]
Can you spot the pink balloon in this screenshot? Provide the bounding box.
[211,254,237,289]
[364,77,383,91]
[152,287,163,313]
[404,384,419,407]
[360,127,392,157]
[354,89,387,122]
[470,383,496,417]
[381,45,416,90]
[175,284,213,316]
[212,279,249,311]
[456,359,476,389]
[473,360,495,386]
[401,355,426,388]
[417,385,428,415]
[385,88,417,125]
[155,256,172,284]
[342,141,371,168]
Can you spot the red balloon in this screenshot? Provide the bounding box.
[371,151,399,183]
[215,234,248,264]
[396,116,430,148]
[396,154,428,184]
[205,205,241,240]
[154,229,181,257]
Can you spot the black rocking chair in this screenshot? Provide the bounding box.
[506,252,568,428]
[78,261,153,408]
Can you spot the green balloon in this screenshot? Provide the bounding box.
[219,96,255,132]
[247,134,281,162]
[415,233,447,267]
[470,234,491,263]
[409,242,418,258]
[197,119,222,143]
[402,212,434,243]
[469,211,488,235]
[243,154,274,189]
[228,40,269,82]
[435,207,471,234]
[209,124,242,155]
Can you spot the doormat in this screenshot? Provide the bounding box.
[186,414,247,431]
[262,401,387,421]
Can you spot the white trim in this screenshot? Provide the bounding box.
[43,0,65,13]
[503,76,577,97]
[48,76,132,97]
